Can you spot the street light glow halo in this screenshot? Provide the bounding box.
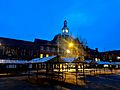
[66,49,70,53]
[69,42,73,47]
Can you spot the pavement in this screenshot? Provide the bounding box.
[0,73,120,90]
[85,74,120,90]
[0,69,120,90]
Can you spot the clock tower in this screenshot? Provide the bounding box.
[62,20,69,35]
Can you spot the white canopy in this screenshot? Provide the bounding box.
[96,61,111,65]
[0,56,57,64]
[0,59,28,64]
[29,56,57,63]
[62,57,77,62]
[85,60,112,65]
[111,62,120,65]
[85,60,92,63]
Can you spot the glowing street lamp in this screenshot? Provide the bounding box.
[0,43,1,46]
[66,49,70,53]
[69,43,73,48]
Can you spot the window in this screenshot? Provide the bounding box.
[40,46,44,51]
[46,47,50,51]
[40,54,43,58]
[46,54,49,57]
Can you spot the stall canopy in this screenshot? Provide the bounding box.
[85,60,112,65]
[0,59,28,64]
[111,62,120,65]
[0,56,57,64]
[29,56,57,63]
[85,60,92,64]
[62,57,77,62]
[96,61,111,65]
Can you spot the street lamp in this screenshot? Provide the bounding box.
[66,49,70,54]
[69,43,73,48]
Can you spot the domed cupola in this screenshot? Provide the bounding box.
[62,20,69,35]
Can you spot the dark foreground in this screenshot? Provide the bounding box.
[0,74,120,90]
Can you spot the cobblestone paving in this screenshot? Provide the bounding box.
[0,74,120,90]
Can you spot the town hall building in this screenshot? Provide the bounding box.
[0,20,98,61]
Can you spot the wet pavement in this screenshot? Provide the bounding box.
[0,77,57,90]
[0,74,120,90]
[85,74,120,90]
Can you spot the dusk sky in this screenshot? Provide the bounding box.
[0,0,120,52]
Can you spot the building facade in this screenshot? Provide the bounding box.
[99,50,120,62]
[0,37,58,60]
[0,20,98,61]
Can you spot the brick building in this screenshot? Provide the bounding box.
[0,20,98,60]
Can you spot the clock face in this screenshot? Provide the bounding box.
[62,29,65,33]
[62,28,69,34]
[65,29,68,33]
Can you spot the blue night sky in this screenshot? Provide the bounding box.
[0,0,120,52]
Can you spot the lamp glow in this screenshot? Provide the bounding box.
[69,43,73,48]
[66,49,70,53]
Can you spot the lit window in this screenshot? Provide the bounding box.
[46,54,49,57]
[104,65,109,67]
[40,54,43,58]
[95,58,98,61]
[117,56,120,60]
